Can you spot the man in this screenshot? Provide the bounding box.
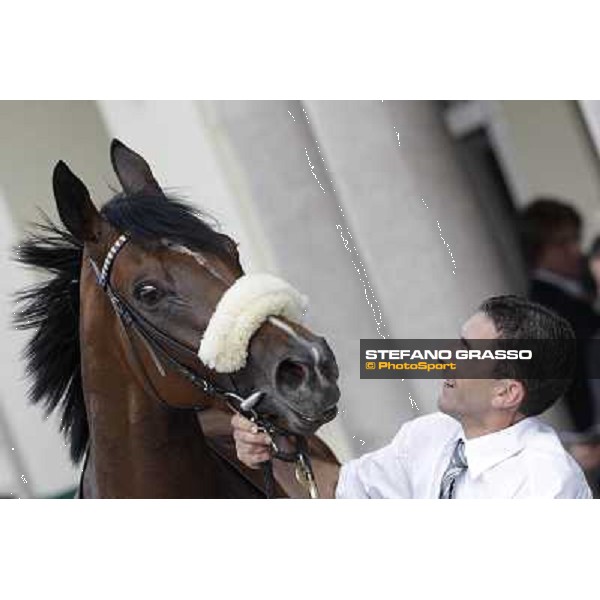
[231,295,592,498]
[519,198,600,433]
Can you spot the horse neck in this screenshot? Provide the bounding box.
[79,265,219,498]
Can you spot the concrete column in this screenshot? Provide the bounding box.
[0,188,79,497]
[0,101,109,497]
[303,100,514,398]
[205,101,422,458]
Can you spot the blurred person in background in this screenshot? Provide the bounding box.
[578,236,600,475]
[519,199,600,481]
[582,235,600,310]
[519,199,600,431]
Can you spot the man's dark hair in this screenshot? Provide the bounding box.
[518,198,582,267]
[478,295,576,417]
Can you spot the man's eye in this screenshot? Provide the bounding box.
[134,283,164,306]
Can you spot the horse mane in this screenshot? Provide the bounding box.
[14,193,233,463]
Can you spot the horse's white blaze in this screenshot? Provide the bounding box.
[310,345,328,386]
[198,274,308,373]
[169,244,231,285]
[267,315,307,347]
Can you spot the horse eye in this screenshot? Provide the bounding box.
[134,283,164,306]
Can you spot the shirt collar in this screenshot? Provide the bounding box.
[459,418,532,479]
[533,268,586,299]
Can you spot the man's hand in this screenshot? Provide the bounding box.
[231,412,273,469]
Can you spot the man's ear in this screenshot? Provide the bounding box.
[492,379,525,411]
[110,139,164,197]
[52,161,103,242]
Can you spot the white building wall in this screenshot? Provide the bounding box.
[0,101,112,497]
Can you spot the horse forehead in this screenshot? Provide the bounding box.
[164,243,234,284]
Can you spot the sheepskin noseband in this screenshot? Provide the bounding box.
[198,273,308,373]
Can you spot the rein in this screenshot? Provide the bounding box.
[81,233,318,499]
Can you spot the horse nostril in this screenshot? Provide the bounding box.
[275,359,309,394]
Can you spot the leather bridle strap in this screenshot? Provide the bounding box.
[91,235,248,407]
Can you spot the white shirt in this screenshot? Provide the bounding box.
[336,412,592,499]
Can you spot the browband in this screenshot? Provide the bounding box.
[95,234,129,289]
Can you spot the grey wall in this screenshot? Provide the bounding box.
[0,101,112,497]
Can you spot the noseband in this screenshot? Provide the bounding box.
[82,233,319,499]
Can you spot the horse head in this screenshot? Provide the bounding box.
[51,140,340,438]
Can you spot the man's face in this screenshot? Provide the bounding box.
[538,225,582,279]
[438,311,503,422]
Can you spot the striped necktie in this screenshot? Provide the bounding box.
[439,439,468,499]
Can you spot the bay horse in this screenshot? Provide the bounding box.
[15,140,340,498]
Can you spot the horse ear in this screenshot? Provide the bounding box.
[52,161,102,242]
[110,139,164,197]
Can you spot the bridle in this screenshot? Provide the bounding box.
[93,234,256,412]
[79,232,319,499]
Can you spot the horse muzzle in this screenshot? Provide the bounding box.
[196,272,340,435]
